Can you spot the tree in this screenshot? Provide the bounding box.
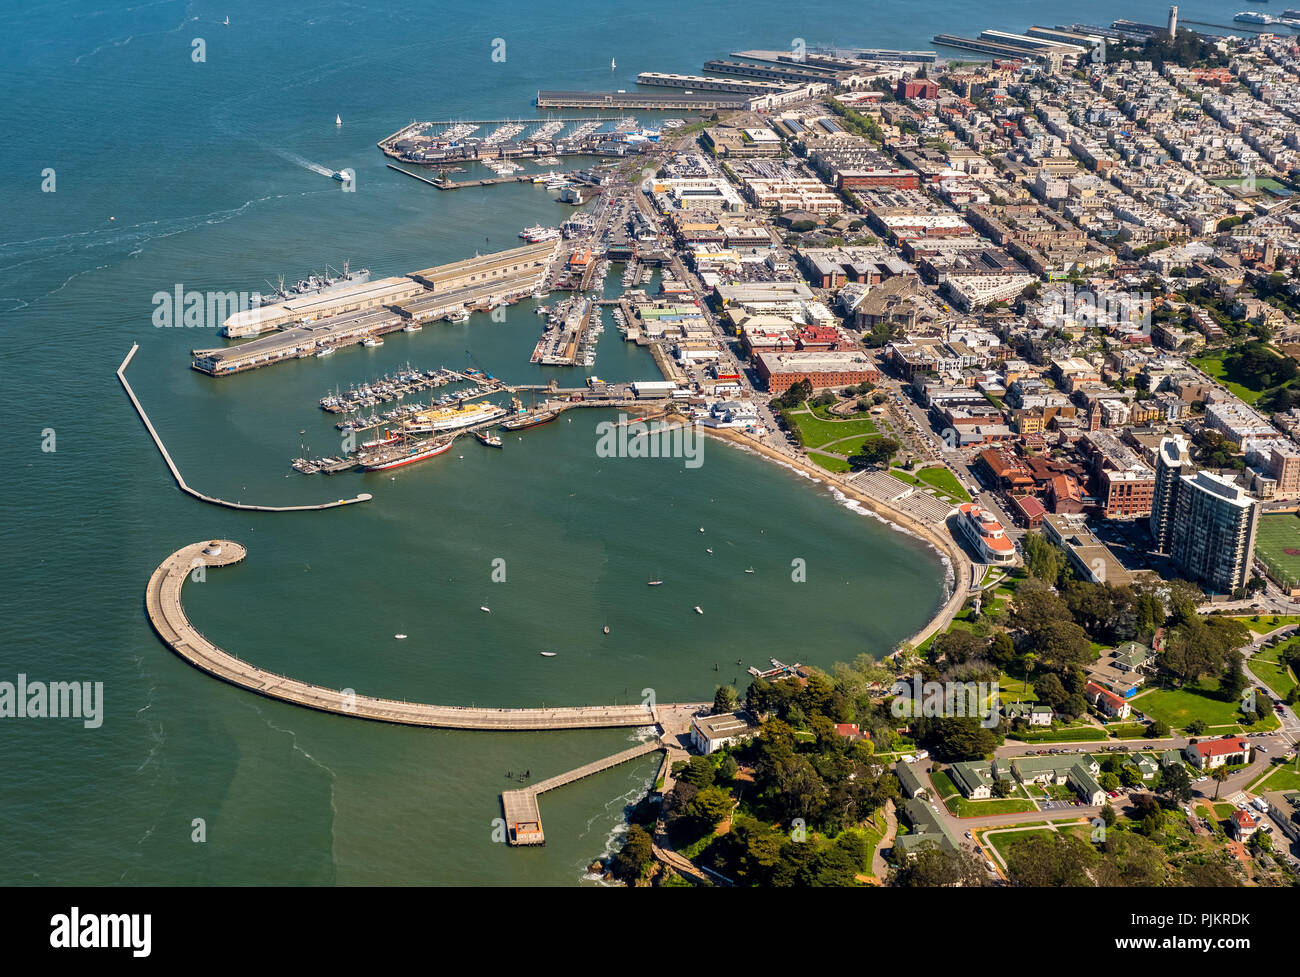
[713,684,739,715]
[1021,532,1064,584]
[1032,672,1068,711]
[1005,833,1096,886]
[1120,764,1142,788]
[679,755,716,789]
[685,785,733,833]
[610,825,655,883]
[1100,771,1121,792]
[1159,763,1192,805]
[1145,719,1170,738]
[848,435,901,469]
[1100,802,1117,827]
[1211,765,1232,800]
[890,845,986,887]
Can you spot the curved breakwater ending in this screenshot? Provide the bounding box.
[117,345,373,513]
[146,539,709,729]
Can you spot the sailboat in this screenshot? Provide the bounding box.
[223,15,230,26]
[611,57,616,71]
[335,114,343,126]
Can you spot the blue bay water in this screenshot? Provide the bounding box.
[0,0,1229,883]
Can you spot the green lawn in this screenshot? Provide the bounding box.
[1236,613,1300,635]
[807,451,853,473]
[945,795,1038,817]
[1251,642,1298,700]
[782,406,878,449]
[1011,726,1109,743]
[1106,723,1151,739]
[930,769,960,799]
[1191,351,1265,405]
[985,827,1054,865]
[1132,683,1248,731]
[1248,763,1300,793]
[891,465,971,503]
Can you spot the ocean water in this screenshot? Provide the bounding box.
[1,0,1231,884]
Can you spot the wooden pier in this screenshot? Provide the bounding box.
[118,345,373,512]
[502,741,665,845]
[146,539,707,730]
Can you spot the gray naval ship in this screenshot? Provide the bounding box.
[256,260,371,307]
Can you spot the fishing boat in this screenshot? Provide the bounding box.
[706,548,713,554]
[647,580,663,586]
[403,322,422,332]
[480,606,491,613]
[603,625,610,635]
[394,634,407,639]
[362,336,383,348]
[745,567,754,574]
[699,527,705,533]
[694,606,703,615]
[475,430,503,448]
[540,652,557,657]
[315,346,336,357]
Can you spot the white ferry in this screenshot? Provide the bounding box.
[957,503,1017,565]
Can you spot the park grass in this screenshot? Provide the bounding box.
[1106,723,1151,739]
[985,827,1054,865]
[946,795,1038,817]
[782,406,878,449]
[1191,350,1266,405]
[807,451,853,473]
[914,465,971,502]
[1132,682,1247,731]
[1236,612,1300,635]
[889,465,971,503]
[1248,763,1300,793]
[930,769,960,800]
[1011,725,1108,743]
[1251,641,1299,700]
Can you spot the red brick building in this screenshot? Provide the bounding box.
[897,78,939,100]
[755,351,880,393]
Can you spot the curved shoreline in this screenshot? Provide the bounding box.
[697,424,973,652]
[146,539,708,729]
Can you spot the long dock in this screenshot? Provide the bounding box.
[502,741,665,845]
[146,539,708,729]
[117,345,372,512]
[385,163,442,186]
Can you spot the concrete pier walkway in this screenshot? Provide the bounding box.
[502,741,664,845]
[118,345,372,512]
[146,539,704,730]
